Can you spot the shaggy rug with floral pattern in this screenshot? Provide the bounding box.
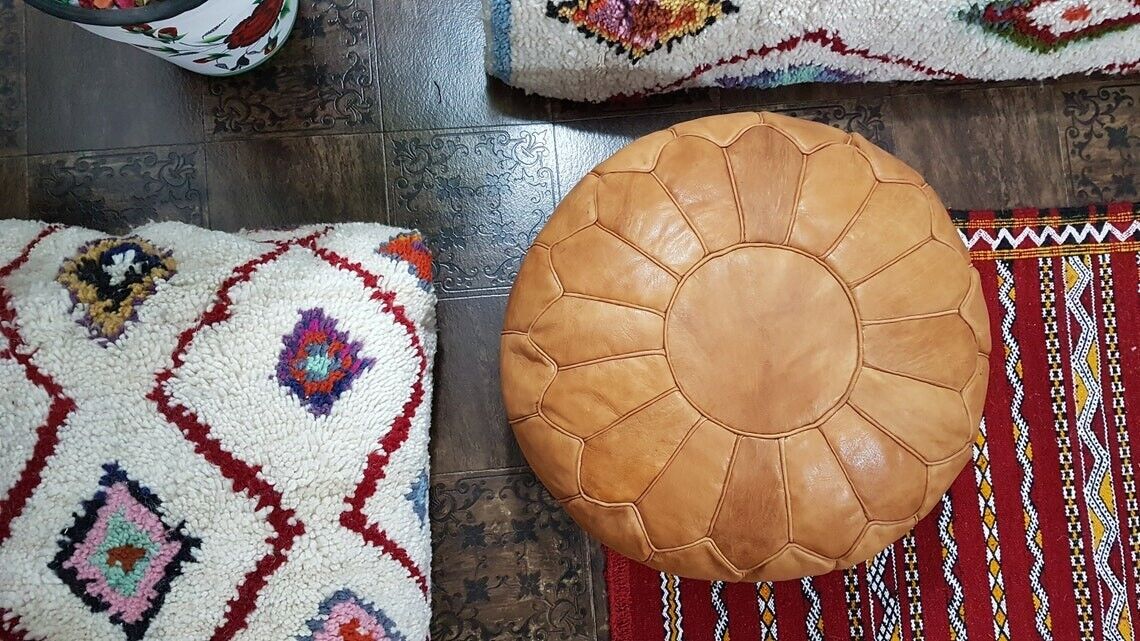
[485,0,1140,101]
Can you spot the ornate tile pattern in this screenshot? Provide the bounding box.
[431,470,600,641]
[552,102,890,201]
[29,146,207,234]
[776,102,893,150]
[207,0,379,138]
[386,125,556,298]
[0,0,25,155]
[1062,83,1139,203]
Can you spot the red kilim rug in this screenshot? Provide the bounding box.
[606,201,1140,641]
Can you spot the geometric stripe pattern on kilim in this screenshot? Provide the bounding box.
[901,532,925,641]
[972,417,1012,641]
[801,577,824,641]
[1040,254,1096,641]
[866,547,901,641]
[997,258,1053,639]
[843,569,864,641]
[996,258,1052,640]
[956,203,1140,260]
[757,581,778,641]
[602,202,1140,641]
[1063,255,1132,641]
[938,493,968,641]
[660,572,683,641]
[711,581,730,641]
[1098,255,1140,611]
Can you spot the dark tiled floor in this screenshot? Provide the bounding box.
[4,0,1139,637]
[0,0,25,156]
[206,0,381,139]
[27,145,207,233]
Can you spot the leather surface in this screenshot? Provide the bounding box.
[500,111,991,582]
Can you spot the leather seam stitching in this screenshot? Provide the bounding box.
[846,401,946,467]
[706,436,741,538]
[781,153,807,245]
[593,221,682,280]
[861,363,962,392]
[558,350,666,372]
[848,235,932,288]
[583,388,680,444]
[560,292,666,317]
[634,417,707,505]
[779,438,793,544]
[819,428,873,522]
[819,181,880,260]
[862,308,960,325]
[721,146,746,244]
[649,170,709,255]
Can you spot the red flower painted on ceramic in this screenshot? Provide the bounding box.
[226,0,285,49]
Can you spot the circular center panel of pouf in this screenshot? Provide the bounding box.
[499,111,992,583]
[666,246,859,435]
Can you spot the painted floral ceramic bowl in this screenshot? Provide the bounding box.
[25,0,297,76]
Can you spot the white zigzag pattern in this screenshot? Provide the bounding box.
[1064,255,1131,641]
[867,546,902,641]
[959,220,1140,251]
[997,260,1052,640]
[660,573,684,641]
[801,577,824,641]
[938,494,968,641]
[711,581,730,641]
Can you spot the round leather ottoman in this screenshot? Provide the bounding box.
[499,112,991,582]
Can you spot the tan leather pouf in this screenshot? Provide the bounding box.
[499,112,991,582]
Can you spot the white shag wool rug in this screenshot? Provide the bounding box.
[484,0,1140,101]
[0,221,436,641]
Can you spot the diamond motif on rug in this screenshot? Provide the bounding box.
[48,463,199,641]
[960,0,1140,51]
[277,308,376,417]
[546,0,740,61]
[379,232,433,293]
[56,237,176,344]
[299,589,406,641]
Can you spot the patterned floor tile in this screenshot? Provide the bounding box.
[883,85,1071,209]
[0,0,25,156]
[431,296,524,475]
[24,10,207,154]
[550,87,721,123]
[1060,81,1139,204]
[28,146,206,234]
[0,155,26,218]
[205,133,385,230]
[207,0,380,139]
[377,0,549,131]
[385,125,556,299]
[431,469,603,641]
[552,110,716,199]
[777,101,894,149]
[553,102,890,199]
